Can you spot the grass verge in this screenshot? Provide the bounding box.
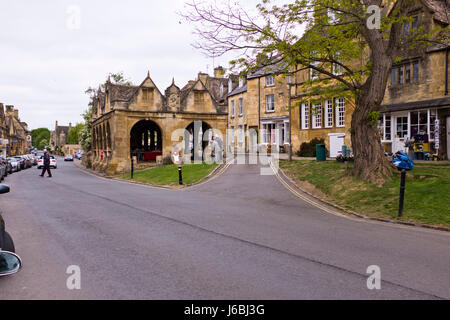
[279,160,450,227]
[122,163,218,187]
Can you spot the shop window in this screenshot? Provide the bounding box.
[266,94,275,112]
[410,111,427,137]
[325,100,333,128]
[312,104,322,129]
[385,116,392,140]
[301,103,309,129]
[396,116,408,138]
[430,109,437,140]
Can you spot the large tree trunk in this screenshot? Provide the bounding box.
[350,54,394,185]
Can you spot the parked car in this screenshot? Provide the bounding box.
[64,154,74,161]
[0,184,22,277]
[22,155,32,168]
[27,154,37,166]
[0,161,6,181]
[0,157,12,175]
[6,158,19,172]
[37,155,57,169]
[13,157,25,170]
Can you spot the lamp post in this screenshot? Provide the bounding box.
[287,74,293,161]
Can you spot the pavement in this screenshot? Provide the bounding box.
[0,157,449,299]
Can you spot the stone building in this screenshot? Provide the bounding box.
[0,104,8,157]
[228,0,449,160]
[50,121,72,151]
[2,104,29,156]
[379,0,450,160]
[91,68,229,174]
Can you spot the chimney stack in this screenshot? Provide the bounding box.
[214,66,225,78]
[198,72,208,84]
[14,109,19,119]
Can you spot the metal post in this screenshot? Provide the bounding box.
[398,169,406,217]
[131,154,134,179]
[178,166,183,185]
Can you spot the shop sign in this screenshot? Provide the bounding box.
[26,135,32,142]
[434,119,440,150]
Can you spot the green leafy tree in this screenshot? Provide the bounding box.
[38,138,49,151]
[83,72,133,151]
[182,0,448,184]
[79,108,92,151]
[67,123,84,144]
[30,128,50,149]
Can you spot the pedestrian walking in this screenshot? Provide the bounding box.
[40,149,52,178]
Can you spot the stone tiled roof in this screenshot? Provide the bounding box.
[205,77,229,102]
[228,83,247,97]
[247,57,288,79]
[108,83,139,102]
[422,0,450,24]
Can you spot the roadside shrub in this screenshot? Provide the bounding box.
[296,138,327,157]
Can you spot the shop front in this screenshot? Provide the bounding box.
[380,107,444,160]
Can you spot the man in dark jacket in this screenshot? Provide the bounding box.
[40,149,52,178]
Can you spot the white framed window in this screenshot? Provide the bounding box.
[312,103,322,129]
[239,125,244,143]
[239,98,243,116]
[310,51,319,80]
[301,103,309,129]
[220,83,224,97]
[324,100,333,127]
[266,75,274,86]
[284,121,290,144]
[332,51,343,76]
[231,100,235,117]
[335,98,345,127]
[239,77,244,88]
[228,78,233,92]
[266,94,275,112]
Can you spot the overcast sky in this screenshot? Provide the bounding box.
[0,0,261,131]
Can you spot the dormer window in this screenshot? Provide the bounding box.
[266,75,274,86]
[239,77,244,88]
[142,88,154,102]
[228,78,233,92]
[220,83,224,97]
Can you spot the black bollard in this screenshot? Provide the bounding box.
[178,166,183,185]
[398,169,406,217]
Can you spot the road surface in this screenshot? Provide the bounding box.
[0,158,449,299]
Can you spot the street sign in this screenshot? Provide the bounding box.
[26,135,32,142]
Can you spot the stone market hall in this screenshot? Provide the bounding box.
[91,68,229,174]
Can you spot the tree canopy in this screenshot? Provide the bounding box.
[30,128,50,149]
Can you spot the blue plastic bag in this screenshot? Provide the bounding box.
[392,151,414,171]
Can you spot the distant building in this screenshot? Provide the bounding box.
[50,121,72,150]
